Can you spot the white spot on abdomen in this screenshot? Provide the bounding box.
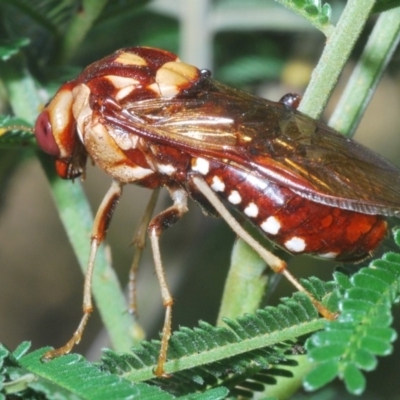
[228,190,242,204]
[284,237,306,253]
[260,216,281,235]
[158,163,176,176]
[244,202,259,218]
[210,176,225,192]
[192,157,210,175]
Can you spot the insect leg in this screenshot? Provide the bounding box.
[43,179,124,360]
[191,176,336,320]
[147,187,188,377]
[129,188,160,315]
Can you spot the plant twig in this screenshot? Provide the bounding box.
[299,0,377,118]
[329,7,400,137]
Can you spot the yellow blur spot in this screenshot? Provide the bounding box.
[281,60,313,88]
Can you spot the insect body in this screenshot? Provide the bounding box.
[34,47,400,375]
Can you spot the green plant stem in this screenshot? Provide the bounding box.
[329,7,400,137]
[0,55,41,122]
[58,0,108,63]
[299,0,377,118]
[2,54,141,353]
[217,238,269,325]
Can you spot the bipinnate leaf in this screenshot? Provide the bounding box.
[1,344,171,399]
[0,115,35,148]
[304,251,400,395]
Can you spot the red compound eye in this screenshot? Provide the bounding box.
[34,110,61,157]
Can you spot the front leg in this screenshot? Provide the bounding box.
[148,187,188,377]
[43,179,124,360]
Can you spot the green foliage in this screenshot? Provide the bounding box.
[0,283,329,398]
[0,115,35,148]
[0,342,172,399]
[2,261,400,398]
[0,38,30,61]
[1,0,400,399]
[372,0,400,13]
[275,0,333,33]
[100,287,327,383]
[1,0,152,65]
[304,253,400,395]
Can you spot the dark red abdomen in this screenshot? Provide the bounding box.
[190,158,387,261]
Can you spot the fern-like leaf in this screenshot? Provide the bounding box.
[0,342,173,400]
[304,252,400,395]
[0,115,35,149]
[101,285,334,396]
[1,342,229,399]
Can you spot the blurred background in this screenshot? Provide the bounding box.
[1,0,400,398]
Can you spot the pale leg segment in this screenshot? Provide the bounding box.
[129,188,160,315]
[148,187,189,377]
[191,176,336,320]
[43,180,124,360]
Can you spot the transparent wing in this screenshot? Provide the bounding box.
[109,78,400,216]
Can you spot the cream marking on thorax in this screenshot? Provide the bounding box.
[192,157,210,175]
[47,89,74,157]
[260,216,281,235]
[115,53,147,66]
[105,75,141,101]
[154,61,198,98]
[71,84,91,145]
[86,121,154,182]
[210,176,225,192]
[116,86,136,100]
[107,127,136,150]
[106,75,139,88]
[244,202,259,218]
[228,190,242,205]
[147,82,167,97]
[284,237,306,252]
